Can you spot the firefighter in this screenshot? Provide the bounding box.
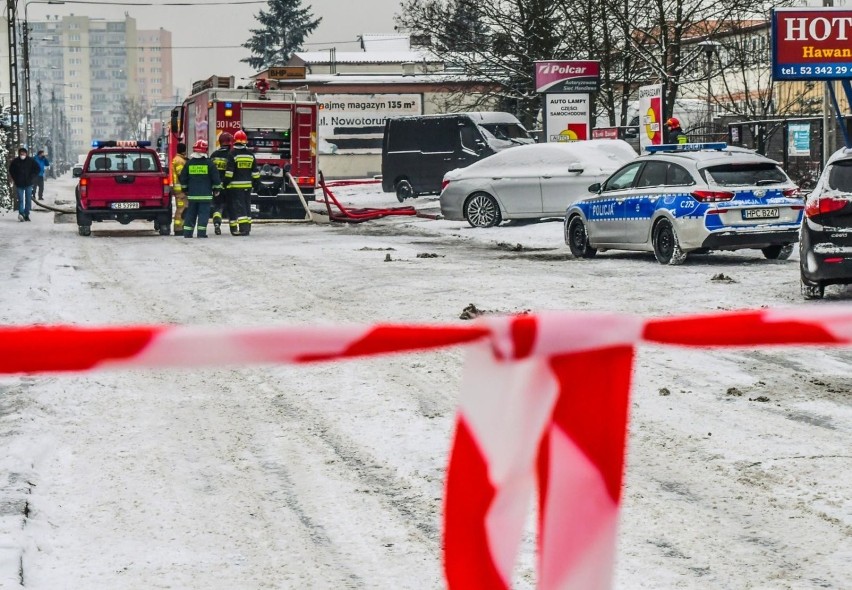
[224,129,259,236]
[210,132,234,235]
[664,118,688,144]
[171,142,188,235]
[178,139,222,238]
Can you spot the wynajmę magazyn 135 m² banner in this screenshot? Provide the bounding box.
[317,94,423,154]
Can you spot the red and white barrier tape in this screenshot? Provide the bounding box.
[2,308,850,589]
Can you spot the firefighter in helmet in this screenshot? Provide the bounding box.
[210,132,234,235]
[224,129,259,236]
[664,117,688,144]
[178,139,222,238]
[171,142,188,235]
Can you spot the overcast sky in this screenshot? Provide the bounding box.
[27,0,401,96]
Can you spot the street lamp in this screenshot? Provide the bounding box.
[22,0,66,149]
[698,40,720,138]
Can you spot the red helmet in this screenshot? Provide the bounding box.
[218,132,234,146]
[193,139,208,153]
[233,130,248,144]
[666,117,680,128]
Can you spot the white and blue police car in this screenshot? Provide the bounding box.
[564,143,804,264]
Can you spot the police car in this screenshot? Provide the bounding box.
[564,143,804,264]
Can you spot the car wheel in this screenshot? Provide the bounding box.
[567,216,597,258]
[652,219,687,265]
[465,192,502,228]
[78,225,91,237]
[801,277,824,300]
[395,179,416,203]
[762,244,794,260]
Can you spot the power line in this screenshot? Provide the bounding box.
[32,40,363,50]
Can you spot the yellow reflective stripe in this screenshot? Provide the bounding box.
[224,171,234,178]
[229,182,253,188]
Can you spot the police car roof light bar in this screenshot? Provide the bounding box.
[646,142,728,153]
[92,140,152,148]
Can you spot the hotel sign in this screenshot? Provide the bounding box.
[773,8,852,80]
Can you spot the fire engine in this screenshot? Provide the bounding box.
[169,75,318,219]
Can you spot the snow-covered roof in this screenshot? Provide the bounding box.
[282,73,489,85]
[292,51,438,65]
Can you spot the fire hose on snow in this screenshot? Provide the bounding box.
[318,172,419,222]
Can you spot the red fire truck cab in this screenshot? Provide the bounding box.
[170,76,318,219]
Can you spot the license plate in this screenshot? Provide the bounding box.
[742,208,779,220]
[111,202,140,210]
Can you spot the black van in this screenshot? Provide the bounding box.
[381,112,533,201]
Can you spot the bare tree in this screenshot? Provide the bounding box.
[396,0,567,128]
[117,96,150,141]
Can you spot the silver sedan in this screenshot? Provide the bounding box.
[439,140,637,228]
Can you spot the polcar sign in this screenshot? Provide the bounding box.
[534,60,601,93]
[773,7,852,80]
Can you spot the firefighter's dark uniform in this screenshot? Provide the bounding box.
[178,153,222,238]
[224,145,260,235]
[210,145,232,234]
[665,126,688,144]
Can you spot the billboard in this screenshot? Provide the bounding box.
[773,8,852,80]
[638,84,664,152]
[544,94,590,142]
[316,93,422,154]
[535,60,601,93]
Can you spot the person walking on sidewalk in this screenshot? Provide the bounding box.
[9,147,40,222]
[34,150,50,200]
[178,140,222,238]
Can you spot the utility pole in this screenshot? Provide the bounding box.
[823,0,834,165]
[6,0,20,148]
[22,15,33,149]
[50,86,57,169]
[36,80,42,149]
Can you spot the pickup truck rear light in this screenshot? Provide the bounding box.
[691,190,734,202]
[79,177,88,198]
[162,176,170,196]
[441,179,450,192]
[805,195,849,217]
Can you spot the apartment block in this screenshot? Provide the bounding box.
[26,15,172,153]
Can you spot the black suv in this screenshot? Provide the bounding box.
[800,149,852,299]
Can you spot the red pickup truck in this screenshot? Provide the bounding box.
[74,140,172,236]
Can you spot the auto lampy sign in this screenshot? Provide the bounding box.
[772,8,852,80]
[534,60,601,93]
[544,94,590,142]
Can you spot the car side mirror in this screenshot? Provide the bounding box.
[588,182,601,193]
[568,162,584,174]
[73,167,82,178]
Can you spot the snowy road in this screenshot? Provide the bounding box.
[0,177,850,589]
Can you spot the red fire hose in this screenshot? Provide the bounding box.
[319,173,418,223]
